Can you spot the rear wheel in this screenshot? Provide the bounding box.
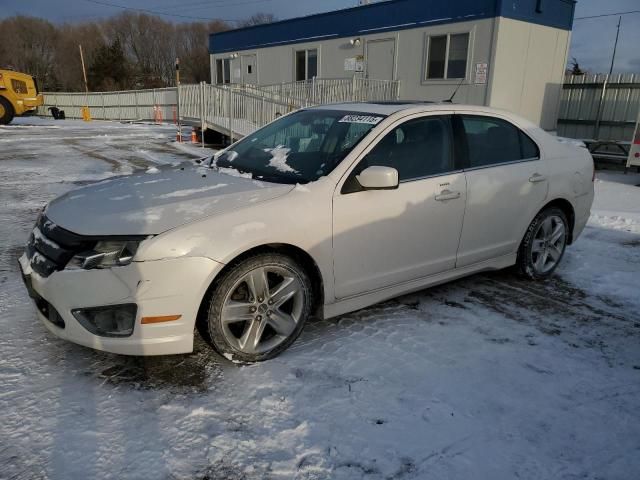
[0,96,15,125]
[516,207,569,280]
[201,253,313,362]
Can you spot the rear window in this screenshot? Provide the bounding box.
[460,115,540,168]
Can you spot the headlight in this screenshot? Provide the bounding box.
[68,240,143,270]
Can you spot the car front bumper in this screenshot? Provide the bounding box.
[19,253,223,356]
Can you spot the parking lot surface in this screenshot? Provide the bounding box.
[1,118,639,480]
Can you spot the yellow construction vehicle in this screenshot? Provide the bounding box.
[0,69,44,125]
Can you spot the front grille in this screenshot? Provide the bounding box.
[25,215,95,278]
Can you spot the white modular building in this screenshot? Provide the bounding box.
[209,0,575,130]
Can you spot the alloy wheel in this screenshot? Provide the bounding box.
[220,265,304,355]
[530,215,566,275]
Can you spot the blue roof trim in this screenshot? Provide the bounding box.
[209,0,574,54]
[498,0,576,30]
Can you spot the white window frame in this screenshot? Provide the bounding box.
[294,47,320,81]
[423,31,472,82]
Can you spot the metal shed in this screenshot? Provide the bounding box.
[209,0,575,130]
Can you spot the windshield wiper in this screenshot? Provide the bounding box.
[252,174,299,184]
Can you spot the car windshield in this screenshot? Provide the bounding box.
[213,109,386,184]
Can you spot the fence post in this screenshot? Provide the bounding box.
[134,90,139,120]
[261,96,266,127]
[312,76,316,104]
[200,81,206,148]
[228,89,233,143]
[118,92,122,121]
[101,92,105,119]
[152,88,157,123]
[352,76,356,101]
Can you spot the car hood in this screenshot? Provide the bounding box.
[45,166,294,236]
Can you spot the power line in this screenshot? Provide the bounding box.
[78,0,242,22]
[575,10,640,21]
[156,0,272,11]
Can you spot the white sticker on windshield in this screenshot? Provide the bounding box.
[338,115,384,125]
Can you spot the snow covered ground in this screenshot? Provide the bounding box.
[1,117,639,480]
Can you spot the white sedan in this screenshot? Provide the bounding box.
[19,103,594,361]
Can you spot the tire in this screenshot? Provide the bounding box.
[516,207,569,280]
[201,253,314,362]
[0,96,15,125]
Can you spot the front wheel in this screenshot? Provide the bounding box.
[516,207,569,280]
[0,96,15,125]
[201,253,313,362]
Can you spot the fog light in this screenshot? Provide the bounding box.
[72,304,137,337]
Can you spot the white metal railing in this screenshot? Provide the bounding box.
[239,77,401,106]
[37,77,401,139]
[197,84,296,140]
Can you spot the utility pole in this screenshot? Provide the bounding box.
[79,45,91,121]
[608,16,622,76]
[594,16,623,139]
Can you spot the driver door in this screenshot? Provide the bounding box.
[332,114,467,298]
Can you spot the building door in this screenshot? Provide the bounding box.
[366,38,395,81]
[241,54,257,85]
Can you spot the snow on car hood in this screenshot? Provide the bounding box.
[44,166,294,236]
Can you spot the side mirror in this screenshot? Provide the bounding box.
[356,166,399,190]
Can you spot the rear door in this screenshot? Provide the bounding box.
[455,114,548,267]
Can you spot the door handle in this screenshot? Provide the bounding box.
[435,189,461,201]
[529,173,547,183]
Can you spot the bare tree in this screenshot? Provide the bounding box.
[176,20,228,84]
[237,12,277,28]
[0,16,58,89]
[53,22,105,90]
[0,11,261,91]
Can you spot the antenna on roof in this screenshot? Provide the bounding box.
[443,77,465,103]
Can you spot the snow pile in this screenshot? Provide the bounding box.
[590,171,640,233]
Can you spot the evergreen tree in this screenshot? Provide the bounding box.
[88,38,131,91]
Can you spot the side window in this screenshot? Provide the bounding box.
[361,116,453,181]
[460,116,539,168]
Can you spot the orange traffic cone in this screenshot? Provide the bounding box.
[191,129,198,143]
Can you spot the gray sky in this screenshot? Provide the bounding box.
[0,0,638,74]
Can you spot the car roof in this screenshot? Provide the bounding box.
[310,101,541,129]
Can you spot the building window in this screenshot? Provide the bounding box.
[295,49,318,81]
[216,58,231,84]
[426,33,469,80]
